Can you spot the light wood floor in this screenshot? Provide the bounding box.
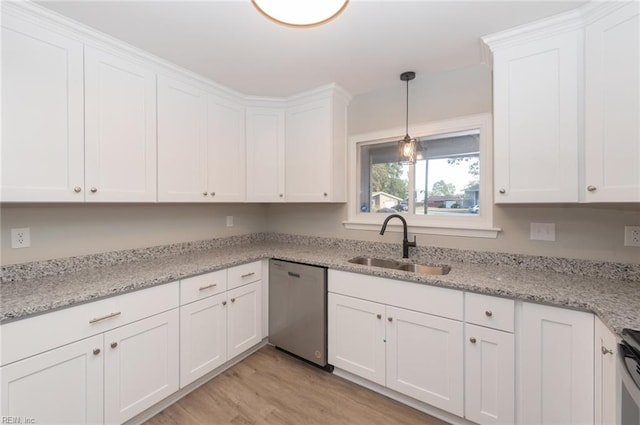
[145,346,449,425]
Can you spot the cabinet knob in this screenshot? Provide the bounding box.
[279,194,283,198]
[93,348,101,355]
[587,185,597,192]
[74,186,82,193]
[110,342,118,349]
[222,301,227,306]
[323,192,328,197]
[601,346,613,355]
[211,192,215,196]
[470,337,477,344]
[203,192,208,196]
[387,317,393,322]
[231,298,236,303]
[485,310,493,317]
[377,314,382,319]
[90,187,97,193]
[499,188,506,194]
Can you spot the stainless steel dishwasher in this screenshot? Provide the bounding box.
[269,259,331,370]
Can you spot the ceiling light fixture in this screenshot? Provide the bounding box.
[251,0,349,28]
[398,71,417,165]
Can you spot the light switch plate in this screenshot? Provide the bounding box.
[530,222,556,241]
[226,216,234,227]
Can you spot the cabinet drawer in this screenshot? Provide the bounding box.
[180,270,227,305]
[228,261,262,290]
[465,292,514,332]
[0,282,179,366]
[328,270,463,321]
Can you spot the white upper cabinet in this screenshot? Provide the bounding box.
[207,95,246,202]
[285,87,349,202]
[157,75,208,202]
[492,30,580,203]
[1,13,84,202]
[246,106,286,202]
[585,2,640,202]
[84,46,157,202]
[486,2,640,204]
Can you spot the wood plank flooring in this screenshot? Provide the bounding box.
[145,346,449,425]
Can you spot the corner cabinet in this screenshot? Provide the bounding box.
[285,87,350,202]
[584,2,640,202]
[491,29,580,203]
[1,12,84,202]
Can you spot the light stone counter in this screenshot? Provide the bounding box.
[2,233,639,335]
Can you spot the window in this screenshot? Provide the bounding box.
[346,114,499,238]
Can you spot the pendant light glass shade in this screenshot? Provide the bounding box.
[251,0,349,28]
[398,71,417,165]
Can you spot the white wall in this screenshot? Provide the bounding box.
[0,204,267,265]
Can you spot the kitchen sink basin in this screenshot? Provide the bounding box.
[348,256,451,276]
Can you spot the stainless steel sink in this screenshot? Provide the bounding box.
[348,256,451,276]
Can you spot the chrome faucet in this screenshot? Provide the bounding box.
[379,214,416,259]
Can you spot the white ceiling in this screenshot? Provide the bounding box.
[36,0,586,97]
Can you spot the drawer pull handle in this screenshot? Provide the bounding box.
[199,283,217,291]
[111,342,118,349]
[89,311,121,324]
[241,272,255,278]
[601,346,613,355]
[288,272,301,278]
[485,310,493,317]
[93,348,101,355]
[470,337,477,344]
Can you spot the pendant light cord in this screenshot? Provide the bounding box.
[405,78,409,137]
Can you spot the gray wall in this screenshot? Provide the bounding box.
[0,204,267,265]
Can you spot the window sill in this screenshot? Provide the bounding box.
[342,221,502,239]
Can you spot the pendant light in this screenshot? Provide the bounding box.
[251,0,349,28]
[398,71,417,165]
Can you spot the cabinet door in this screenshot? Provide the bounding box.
[493,31,580,203]
[585,2,640,202]
[180,293,227,388]
[246,107,285,202]
[227,281,262,359]
[286,99,332,202]
[328,293,386,386]
[0,335,103,424]
[84,46,157,202]
[386,306,464,416]
[104,309,179,425]
[465,324,515,425]
[1,14,84,202]
[518,302,594,425]
[207,95,246,202]
[157,76,208,202]
[595,317,618,425]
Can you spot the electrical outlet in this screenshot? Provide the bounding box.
[624,226,640,247]
[530,222,556,241]
[11,228,31,248]
[226,216,234,227]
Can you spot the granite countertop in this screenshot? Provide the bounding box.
[1,237,639,336]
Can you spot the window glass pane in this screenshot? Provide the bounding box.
[359,141,409,214]
[414,131,480,216]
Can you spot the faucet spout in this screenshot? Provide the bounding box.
[379,214,416,259]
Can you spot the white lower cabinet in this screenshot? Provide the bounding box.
[0,335,104,424]
[517,302,594,425]
[464,323,514,425]
[328,292,464,416]
[179,265,263,388]
[595,316,618,425]
[104,309,179,424]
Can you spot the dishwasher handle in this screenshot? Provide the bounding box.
[288,271,301,278]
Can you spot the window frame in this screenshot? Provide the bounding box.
[344,113,501,238]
